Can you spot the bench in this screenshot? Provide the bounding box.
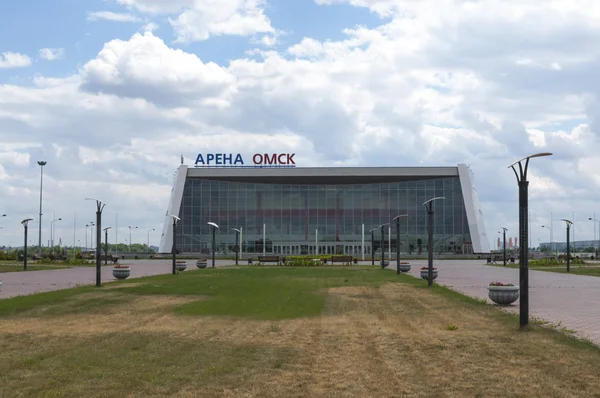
[487,256,505,264]
[257,256,284,265]
[331,256,354,265]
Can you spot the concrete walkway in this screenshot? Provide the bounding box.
[1,259,599,346]
[386,259,600,346]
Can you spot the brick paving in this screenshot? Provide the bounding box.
[386,259,600,346]
[1,259,599,346]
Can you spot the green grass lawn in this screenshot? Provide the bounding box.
[0,262,71,273]
[486,262,600,276]
[1,267,600,397]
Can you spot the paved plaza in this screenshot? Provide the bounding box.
[0,259,599,346]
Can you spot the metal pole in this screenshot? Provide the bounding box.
[95,209,101,287]
[519,179,529,327]
[104,229,108,265]
[172,218,176,274]
[427,204,434,287]
[38,162,45,256]
[361,224,365,261]
[24,223,28,271]
[503,229,507,266]
[235,231,239,265]
[566,223,571,272]
[263,223,266,256]
[380,225,384,269]
[212,227,216,268]
[396,219,400,274]
[371,230,374,266]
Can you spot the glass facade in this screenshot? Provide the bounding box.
[176,176,473,256]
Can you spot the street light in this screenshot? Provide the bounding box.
[500,227,507,266]
[560,219,573,272]
[588,217,599,258]
[378,223,390,269]
[509,152,553,328]
[423,197,445,287]
[128,226,138,252]
[232,228,241,265]
[170,215,180,274]
[37,160,46,256]
[103,227,112,265]
[147,228,155,248]
[393,214,409,275]
[541,225,552,255]
[85,198,106,287]
[208,222,219,268]
[21,218,34,270]
[50,216,62,250]
[369,227,378,266]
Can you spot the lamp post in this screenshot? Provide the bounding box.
[170,215,180,274]
[85,198,106,287]
[21,218,34,270]
[509,152,553,328]
[423,197,445,287]
[232,228,241,265]
[588,217,599,258]
[208,222,219,268]
[378,223,390,269]
[50,216,62,251]
[85,224,89,251]
[37,161,46,256]
[501,227,507,266]
[147,228,155,248]
[369,227,377,266]
[128,226,138,252]
[103,227,112,265]
[541,225,552,255]
[561,219,573,272]
[393,214,409,275]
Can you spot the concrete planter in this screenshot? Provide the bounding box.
[488,285,519,305]
[112,267,130,280]
[420,269,438,281]
[398,263,411,273]
[176,261,187,272]
[196,259,208,269]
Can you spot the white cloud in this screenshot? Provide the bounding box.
[87,11,141,23]
[3,0,600,248]
[116,0,273,42]
[39,48,65,61]
[0,52,32,69]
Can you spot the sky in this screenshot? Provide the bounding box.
[1,0,600,250]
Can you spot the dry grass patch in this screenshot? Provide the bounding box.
[1,268,600,397]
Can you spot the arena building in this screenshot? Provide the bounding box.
[158,153,490,257]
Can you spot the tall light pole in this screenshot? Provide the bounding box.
[509,152,553,328]
[147,228,155,248]
[37,161,46,255]
[588,217,599,258]
[50,216,62,250]
[561,219,573,272]
[86,198,106,287]
[21,218,34,270]
[128,226,138,252]
[208,222,219,268]
[541,225,552,254]
[85,224,89,251]
[501,227,507,266]
[232,228,240,265]
[423,197,445,287]
[170,215,180,275]
[369,227,377,266]
[378,223,390,269]
[103,227,112,265]
[394,214,409,275]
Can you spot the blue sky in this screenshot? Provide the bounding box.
[0,0,383,80]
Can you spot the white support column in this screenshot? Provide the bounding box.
[263,223,266,256]
[240,227,243,259]
[315,228,318,256]
[389,226,392,260]
[361,224,365,260]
